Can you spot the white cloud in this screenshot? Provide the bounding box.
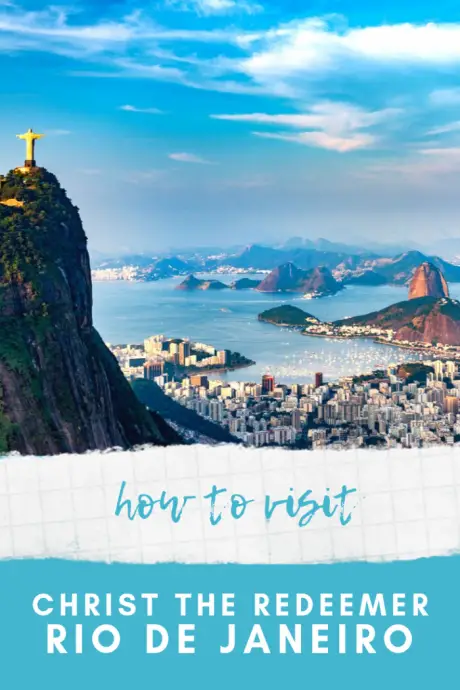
[166,0,262,15]
[4,7,460,73]
[239,18,460,83]
[85,17,460,100]
[3,5,460,113]
[213,102,402,152]
[0,4,236,56]
[427,121,460,135]
[168,152,213,163]
[254,130,374,152]
[119,104,164,114]
[105,58,269,95]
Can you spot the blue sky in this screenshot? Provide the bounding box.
[2,0,460,252]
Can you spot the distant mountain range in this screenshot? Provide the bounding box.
[366,250,460,284]
[92,241,460,288]
[227,244,366,271]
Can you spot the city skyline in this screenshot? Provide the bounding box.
[2,1,460,250]
[111,336,460,448]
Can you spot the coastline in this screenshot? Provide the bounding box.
[258,318,304,329]
[302,330,460,361]
[259,317,460,361]
[182,360,256,377]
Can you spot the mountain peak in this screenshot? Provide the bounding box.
[0,166,177,453]
[408,262,449,300]
[257,262,342,296]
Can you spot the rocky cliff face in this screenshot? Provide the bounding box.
[393,297,460,344]
[0,167,179,454]
[408,262,449,300]
[257,262,342,296]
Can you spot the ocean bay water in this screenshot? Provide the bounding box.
[93,275,460,384]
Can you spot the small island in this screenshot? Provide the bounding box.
[256,263,343,298]
[176,274,228,291]
[176,274,263,291]
[230,277,261,290]
[258,305,320,327]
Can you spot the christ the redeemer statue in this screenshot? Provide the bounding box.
[16,128,44,168]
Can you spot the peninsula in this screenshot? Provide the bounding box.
[109,335,255,381]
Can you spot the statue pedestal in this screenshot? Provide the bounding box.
[14,165,41,175]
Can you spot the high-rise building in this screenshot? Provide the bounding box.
[144,335,165,355]
[323,402,337,424]
[262,374,275,394]
[446,361,456,380]
[434,360,444,381]
[445,396,459,415]
[315,372,323,388]
[179,341,191,365]
[217,350,228,365]
[209,400,224,423]
[291,408,302,431]
[190,375,209,389]
[144,360,164,379]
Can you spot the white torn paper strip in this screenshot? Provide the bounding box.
[0,445,459,564]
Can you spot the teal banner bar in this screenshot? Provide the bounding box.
[0,558,455,689]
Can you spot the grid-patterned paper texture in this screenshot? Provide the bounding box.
[0,445,459,564]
